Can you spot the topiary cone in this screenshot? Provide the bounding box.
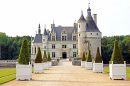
[94,47,103,63]
[47,52,51,61]
[18,38,30,64]
[82,52,86,61]
[110,40,124,64]
[86,50,92,62]
[34,47,42,63]
[43,50,47,62]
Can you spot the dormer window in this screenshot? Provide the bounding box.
[79,24,80,28]
[73,36,76,41]
[62,36,66,41]
[97,33,98,35]
[52,36,55,41]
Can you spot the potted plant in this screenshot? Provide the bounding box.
[81,52,86,67]
[85,50,92,69]
[43,50,49,70]
[93,47,103,73]
[109,40,126,80]
[34,47,43,73]
[47,52,52,67]
[16,38,32,81]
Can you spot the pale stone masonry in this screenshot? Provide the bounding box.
[31,4,101,63]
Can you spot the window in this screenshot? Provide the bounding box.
[79,34,80,36]
[79,24,80,28]
[52,44,55,49]
[97,33,98,35]
[62,45,67,48]
[73,44,76,49]
[73,36,76,41]
[43,39,45,42]
[62,36,66,41]
[35,47,36,54]
[44,46,46,49]
[91,33,92,35]
[52,52,55,57]
[52,36,55,41]
[73,52,76,57]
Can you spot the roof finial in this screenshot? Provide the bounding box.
[88,3,90,9]
[81,10,83,14]
[53,20,54,24]
[39,23,40,28]
[44,24,46,29]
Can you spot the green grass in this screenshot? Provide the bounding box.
[104,67,130,79]
[0,67,34,84]
[0,68,16,77]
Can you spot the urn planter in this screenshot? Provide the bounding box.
[109,61,126,80]
[93,61,103,73]
[16,62,32,81]
[43,62,49,70]
[34,63,43,73]
[85,62,92,70]
[81,61,85,68]
[47,61,52,67]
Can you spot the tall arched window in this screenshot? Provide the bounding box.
[35,47,36,54]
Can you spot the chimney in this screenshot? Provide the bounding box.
[92,14,97,25]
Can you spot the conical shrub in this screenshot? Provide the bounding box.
[18,38,30,64]
[47,52,51,61]
[81,52,86,61]
[34,47,42,63]
[86,50,92,62]
[43,50,47,62]
[94,47,103,63]
[110,40,124,64]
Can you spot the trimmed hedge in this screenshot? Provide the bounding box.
[81,52,86,61]
[86,50,92,62]
[94,47,103,63]
[34,47,43,63]
[47,52,51,61]
[110,40,124,64]
[43,50,47,62]
[18,38,30,64]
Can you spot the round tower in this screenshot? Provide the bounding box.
[78,11,87,58]
[42,25,48,55]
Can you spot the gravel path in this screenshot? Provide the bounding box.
[1,60,130,86]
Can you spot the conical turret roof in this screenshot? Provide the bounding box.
[78,11,86,22]
[43,28,48,35]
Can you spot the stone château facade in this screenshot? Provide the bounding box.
[31,5,102,63]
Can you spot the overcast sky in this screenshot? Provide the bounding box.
[0,0,130,37]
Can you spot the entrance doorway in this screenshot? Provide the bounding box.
[62,52,67,59]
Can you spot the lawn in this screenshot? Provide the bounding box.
[104,67,130,79]
[0,68,34,84]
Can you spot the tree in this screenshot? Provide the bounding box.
[94,47,103,63]
[34,47,42,63]
[47,52,51,61]
[110,40,124,64]
[86,50,92,62]
[17,38,30,64]
[43,50,47,62]
[81,52,86,61]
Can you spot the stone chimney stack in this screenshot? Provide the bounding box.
[93,14,97,25]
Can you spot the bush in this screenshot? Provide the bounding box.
[34,47,42,63]
[110,40,124,64]
[94,47,103,63]
[17,38,30,64]
[81,52,86,61]
[86,50,92,62]
[47,52,51,61]
[43,50,47,62]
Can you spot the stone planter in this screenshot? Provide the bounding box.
[85,62,92,70]
[43,62,49,70]
[81,61,85,67]
[16,62,32,81]
[34,63,43,73]
[47,61,52,67]
[93,61,103,73]
[109,61,126,80]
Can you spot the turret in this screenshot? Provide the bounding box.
[78,11,87,58]
[38,24,41,36]
[42,25,48,54]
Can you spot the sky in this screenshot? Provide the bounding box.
[0,0,130,37]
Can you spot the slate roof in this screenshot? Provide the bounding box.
[86,9,100,32]
[43,28,48,35]
[48,27,77,41]
[78,13,86,22]
[33,34,42,43]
